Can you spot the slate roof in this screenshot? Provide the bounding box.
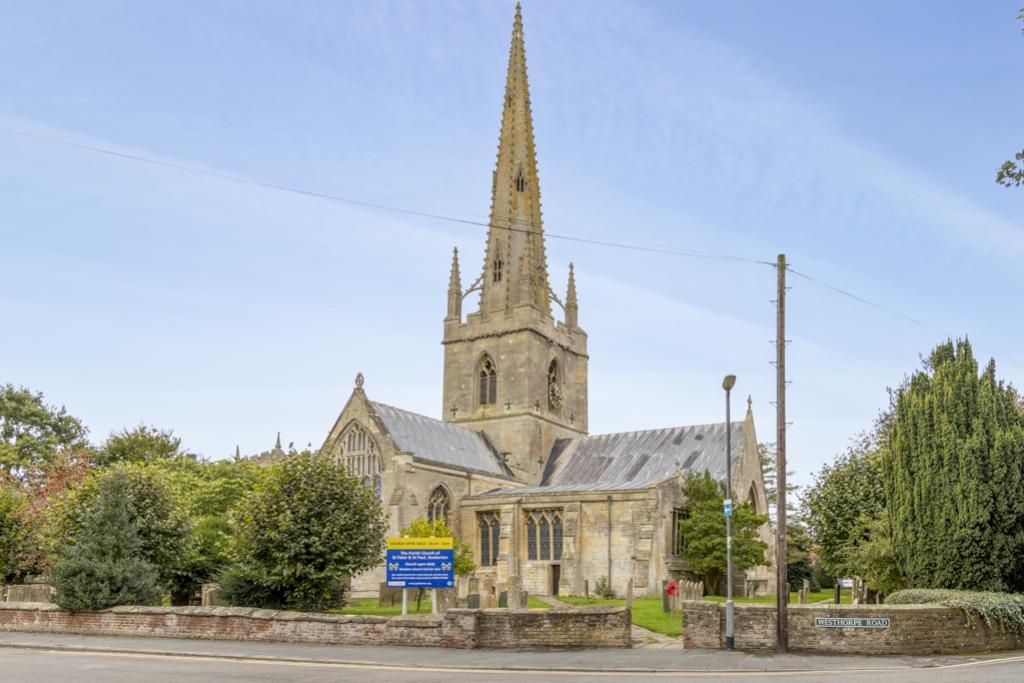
[370,402,511,477]
[479,421,744,495]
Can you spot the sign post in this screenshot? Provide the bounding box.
[386,537,455,616]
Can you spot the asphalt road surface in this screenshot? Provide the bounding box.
[2,646,1024,683]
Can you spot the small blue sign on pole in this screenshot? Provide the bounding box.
[723,498,733,518]
[385,538,455,589]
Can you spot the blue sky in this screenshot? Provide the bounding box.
[1,1,1021,488]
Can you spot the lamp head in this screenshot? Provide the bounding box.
[722,374,737,391]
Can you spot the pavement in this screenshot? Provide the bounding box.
[1,631,1024,681]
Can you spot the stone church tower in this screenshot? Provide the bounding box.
[442,4,587,485]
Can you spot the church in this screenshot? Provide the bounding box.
[319,4,774,599]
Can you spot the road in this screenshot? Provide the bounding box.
[2,646,1024,682]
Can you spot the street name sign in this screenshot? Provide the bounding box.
[814,617,891,629]
[385,537,455,589]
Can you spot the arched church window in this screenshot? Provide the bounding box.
[547,360,563,411]
[478,356,497,406]
[515,167,526,192]
[428,486,450,523]
[478,511,500,566]
[748,484,758,510]
[525,510,562,561]
[337,421,382,500]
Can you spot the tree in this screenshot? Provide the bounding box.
[50,473,162,610]
[996,9,1024,187]
[50,464,190,588]
[0,385,89,475]
[152,457,268,605]
[847,511,904,594]
[94,424,182,466]
[679,472,768,594]
[222,452,387,612]
[0,484,30,583]
[803,445,885,578]
[885,339,1024,592]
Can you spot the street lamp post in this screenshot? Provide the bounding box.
[722,374,737,650]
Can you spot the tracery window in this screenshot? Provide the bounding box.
[493,248,503,283]
[427,486,450,523]
[525,509,562,561]
[747,484,759,510]
[478,511,500,567]
[515,167,526,192]
[547,359,562,411]
[337,421,382,499]
[478,355,497,406]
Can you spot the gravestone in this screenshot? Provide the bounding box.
[498,591,508,608]
[467,593,481,609]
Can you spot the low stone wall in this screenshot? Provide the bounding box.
[682,601,1024,655]
[476,606,631,649]
[0,603,629,650]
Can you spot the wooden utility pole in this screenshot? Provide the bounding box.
[775,253,789,653]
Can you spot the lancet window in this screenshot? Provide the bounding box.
[525,509,563,561]
[671,508,687,556]
[478,511,500,567]
[478,355,498,406]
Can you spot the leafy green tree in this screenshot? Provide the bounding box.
[0,484,30,583]
[758,442,799,524]
[94,424,182,466]
[152,457,268,605]
[679,472,768,594]
[785,521,817,592]
[222,452,386,612]
[803,445,885,577]
[886,339,1024,592]
[50,464,190,588]
[50,473,162,610]
[0,385,89,474]
[400,517,476,576]
[996,9,1024,187]
[847,511,904,594]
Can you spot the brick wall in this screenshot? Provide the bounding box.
[0,603,629,650]
[682,601,1024,655]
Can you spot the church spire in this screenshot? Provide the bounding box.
[479,2,550,316]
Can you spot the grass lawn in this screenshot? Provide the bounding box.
[559,596,681,638]
[703,588,852,605]
[332,594,551,616]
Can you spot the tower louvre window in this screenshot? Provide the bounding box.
[515,167,526,192]
[493,255,503,283]
[478,356,497,406]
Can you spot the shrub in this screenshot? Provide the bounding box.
[223,452,386,612]
[594,575,614,599]
[50,477,162,610]
[886,588,1024,634]
[50,464,189,586]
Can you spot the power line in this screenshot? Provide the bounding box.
[786,267,950,336]
[9,129,950,335]
[8,130,774,267]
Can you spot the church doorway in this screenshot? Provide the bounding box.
[550,564,561,596]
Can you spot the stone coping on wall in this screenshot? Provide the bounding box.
[0,603,630,650]
[682,600,1024,655]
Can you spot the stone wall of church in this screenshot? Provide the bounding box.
[460,488,684,599]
